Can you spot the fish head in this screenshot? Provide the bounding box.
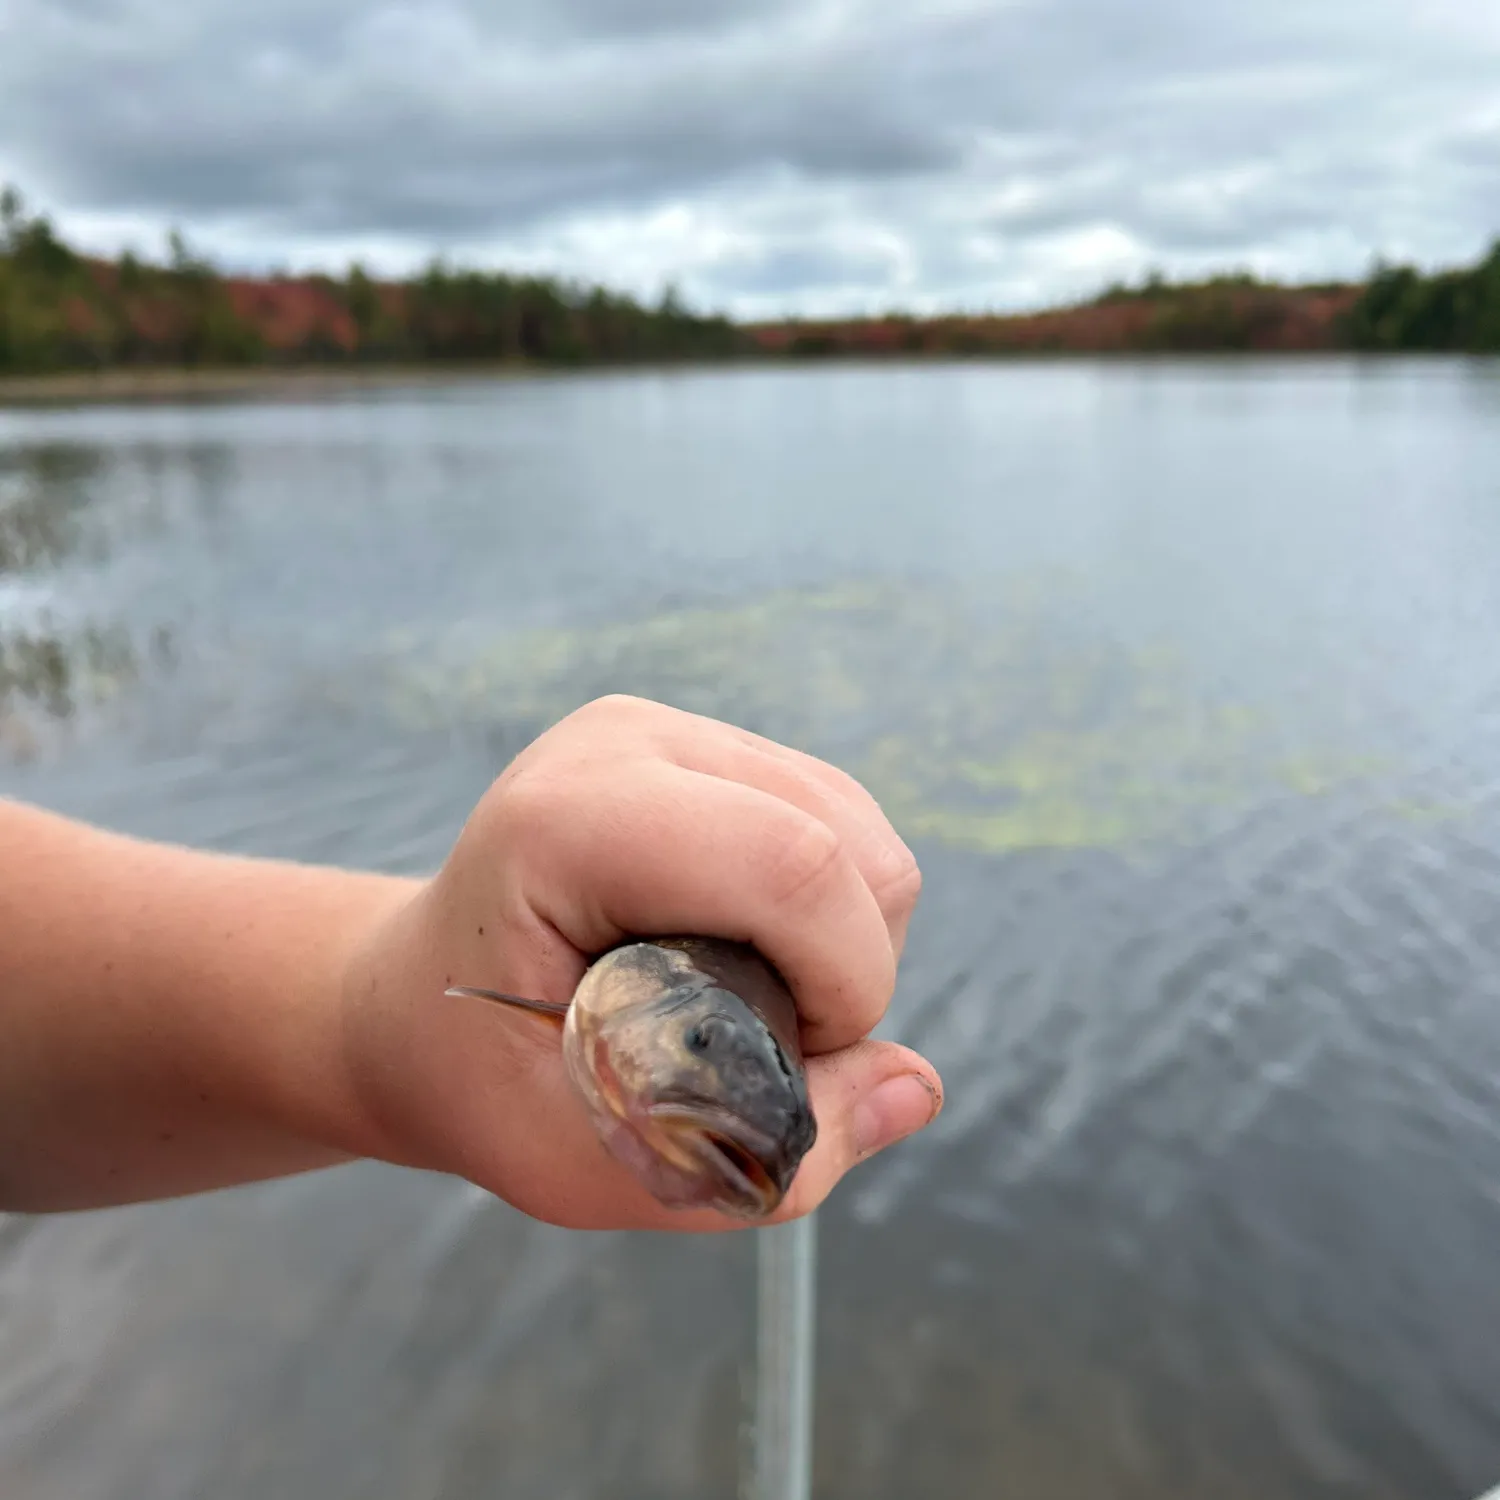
[564,954,817,1219]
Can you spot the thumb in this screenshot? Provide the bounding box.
[770,1040,944,1222]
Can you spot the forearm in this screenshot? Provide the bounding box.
[0,798,418,1212]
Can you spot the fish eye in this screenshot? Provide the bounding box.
[686,1014,731,1055]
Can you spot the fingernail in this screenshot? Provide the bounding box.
[853,1074,942,1160]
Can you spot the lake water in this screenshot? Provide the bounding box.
[3,359,1500,1499]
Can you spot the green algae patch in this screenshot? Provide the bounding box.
[380,578,1429,855]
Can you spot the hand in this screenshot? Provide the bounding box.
[340,695,943,1230]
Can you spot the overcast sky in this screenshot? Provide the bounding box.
[1,0,1497,318]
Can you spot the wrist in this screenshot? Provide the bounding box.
[264,871,425,1162]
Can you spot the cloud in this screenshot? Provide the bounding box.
[2,0,1498,315]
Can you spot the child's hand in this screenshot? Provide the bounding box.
[341,695,943,1230]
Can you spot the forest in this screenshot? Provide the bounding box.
[758,247,1500,358]
[3,183,1499,373]
[1340,245,1500,351]
[0,185,746,373]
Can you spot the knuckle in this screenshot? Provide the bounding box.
[567,694,684,750]
[821,759,875,803]
[762,816,845,909]
[567,693,642,729]
[810,758,886,822]
[589,692,648,715]
[878,846,923,908]
[780,757,917,908]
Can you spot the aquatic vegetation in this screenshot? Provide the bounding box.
[0,445,108,573]
[0,439,181,751]
[381,578,1421,855]
[0,622,142,744]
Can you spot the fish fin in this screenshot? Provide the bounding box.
[446,986,569,1026]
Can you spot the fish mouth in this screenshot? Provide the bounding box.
[647,1104,788,1219]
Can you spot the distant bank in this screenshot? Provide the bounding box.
[751,247,1500,358]
[0,363,547,408]
[749,280,1359,358]
[2,181,1497,388]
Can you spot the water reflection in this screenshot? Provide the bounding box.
[0,440,200,747]
[0,444,106,573]
[0,623,136,715]
[0,435,238,574]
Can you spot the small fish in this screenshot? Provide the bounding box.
[447,938,817,1219]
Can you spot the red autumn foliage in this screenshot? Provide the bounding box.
[748,283,1361,357]
[223,277,359,354]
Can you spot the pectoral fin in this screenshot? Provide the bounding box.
[446,985,569,1028]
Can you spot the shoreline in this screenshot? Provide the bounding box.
[0,362,543,409]
[0,350,1479,411]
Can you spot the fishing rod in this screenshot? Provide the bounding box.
[749,1211,818,1500]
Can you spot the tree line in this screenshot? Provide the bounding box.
[763,246,1500,359]
[4,182,1499,370]
[1342,243,1500,351]
[1098,243,1500,353]
[0,185,746,373]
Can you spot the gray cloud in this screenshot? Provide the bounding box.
[699,238,903,298]
[2,0,1497,315]
[500,0,798,44]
